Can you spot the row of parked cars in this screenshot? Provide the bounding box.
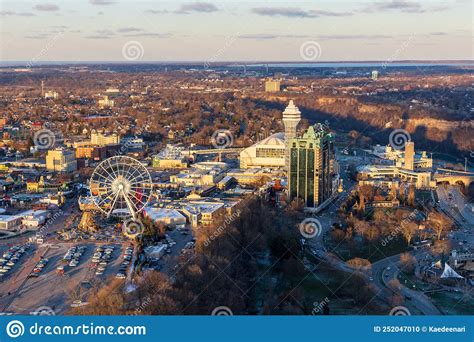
[91,245,115,276]
[0,244,29,278]
[30,257,49,278]
[115,246,133,279]
[63,245,87,267]
[179,240,195,262]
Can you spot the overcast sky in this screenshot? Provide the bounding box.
[0,0,472,62]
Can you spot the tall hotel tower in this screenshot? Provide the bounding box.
[288,124,335,208]
[282,100,301,171]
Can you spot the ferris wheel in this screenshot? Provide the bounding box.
[90,156,152,219]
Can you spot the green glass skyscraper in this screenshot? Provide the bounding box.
[288,124,335,208]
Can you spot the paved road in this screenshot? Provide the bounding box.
[371,252,441,315]
[437,185,473,249]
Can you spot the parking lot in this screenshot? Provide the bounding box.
[0,241,128,314]
[0,209,198,315]
[0,243,32,281]
[152,226,195,275]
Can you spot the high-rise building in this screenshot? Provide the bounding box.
[371,70,378,80]
[404,141,415,170]
[46,148,77,172]
[265,79,281,92]
[282,100,301,171]
[288,124,335,208]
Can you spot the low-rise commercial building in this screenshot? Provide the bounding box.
[0,215,23,230]
[370,143,433,170]
[153,144,188,169]
[358,165,434,189]
[20,209,49,228]
[181,201,225,227]
[170,164,226,186]
[143,207,187,228]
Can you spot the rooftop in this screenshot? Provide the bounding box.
[144,207,186,221]
[0,215,22,223]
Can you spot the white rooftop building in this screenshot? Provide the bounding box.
[19,209,50,228]
[0,215,23,231]
[358,165,434,189]
[156,144,185,160]
[239,133,285,169]
[170,163,226,186]
[143,207,186,228]
[181,201,225,227]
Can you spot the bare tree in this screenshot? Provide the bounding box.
[400,252,417,274]
[388,278,402,292]
[401,222,417,245]
[428,211,453,240]
[407,185,415,207]
[347,257,372,271]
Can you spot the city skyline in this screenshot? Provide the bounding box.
[0,1,472,340]
[1,0,472,63]
[0,46,472,322]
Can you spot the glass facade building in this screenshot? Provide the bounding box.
[288,125,334,208]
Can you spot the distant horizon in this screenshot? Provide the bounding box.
[1,59,473,68]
